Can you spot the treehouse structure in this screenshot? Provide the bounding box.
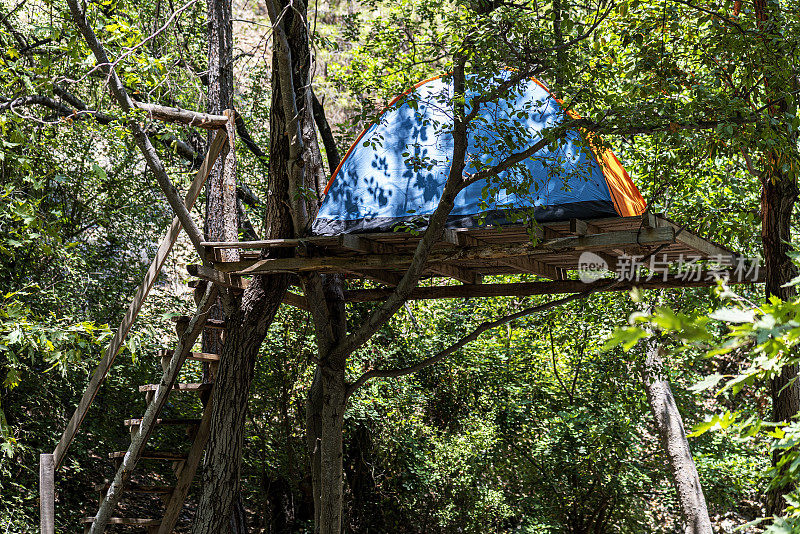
[40,77,755,533]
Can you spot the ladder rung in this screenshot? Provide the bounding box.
[94,482,174,495]
[123,418,202,427]
[108,450,187,461]
[138,383,212,393]
[170,315,226,330]
[157,349,220,363]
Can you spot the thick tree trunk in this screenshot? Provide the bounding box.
[306,369,323,531]
[319,366,346,534]
[204,0,237,366]
[762,150,799,516]
[763,174,799,426]
[205,0,237,254]
[640,335,713,534]
[753,0,800,516]
[192,274,291,533]
[193,0,303,525]
[304,273,347,534]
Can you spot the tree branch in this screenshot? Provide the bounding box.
[311,90,340,176]
[345,278,618,398]
[65,0,205,256]
[264,0,308,234]
[332,52,472,360]
[234,113,269,167]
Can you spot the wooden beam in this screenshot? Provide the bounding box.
[446,228,561,280]
[187,264,247,290]
[200,236,338,249]
[352,269,404,286]
[186,266,308,309]
[496,255,563,280]
[339,234,400,255]
[342,270,763,302]
[569,218,603,236]
[674,229,738,263]
[133,102,229,129]
[283,291,310,311]
[427,263,483,285]
[52,128,228,469]
[40,453,55,534]
[211,227,677,276]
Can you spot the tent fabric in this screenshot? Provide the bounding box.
[311,74,646,236]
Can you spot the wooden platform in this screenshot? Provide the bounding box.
[190,214,748,299]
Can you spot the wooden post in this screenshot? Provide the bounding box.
[40,453,55,534]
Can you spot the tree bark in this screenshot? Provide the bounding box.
[640,335,713,534]
[193,0,303,528]
[752,0,800,515]
[205,0,237,255]
[191,273,291,534]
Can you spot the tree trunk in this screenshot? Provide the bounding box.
[192,274,291,534]
[640,335,713,534]
[763,173,799,426]
[204,0,238,369]
[752,0,800,515]
[306,369,323,532]
[304,273,347,534]
[319,365,346,534]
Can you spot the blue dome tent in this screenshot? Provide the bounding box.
[312,74,646,236]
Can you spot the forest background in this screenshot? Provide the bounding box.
[0,0,799,531]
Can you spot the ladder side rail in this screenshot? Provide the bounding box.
[89,284,218,534]
[52,128,229,469]
[157,389,215,533]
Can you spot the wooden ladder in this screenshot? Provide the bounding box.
[83,289,226,534]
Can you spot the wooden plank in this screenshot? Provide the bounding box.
[342,270,763,302]
[569,218,603,236]
[444,228,561,280]
[95,482,174,495]
[124,418,201,427]
[283,291,309,311]
[201,236,337,249]
[157,350,221,363]
[87,285,217,534]
[185,267,309,309]
[427,263,483,285]
[211,228,676,276]
[53,128,229,470]
[83,517,161,526]
[351,269,404,286]
[171,316,226,330]
[188,264,247,290]
[157,390,214,534]
[496,256,563,280]
[108,451,188,460]
[339,234,401,255]
[40,453,55,534]
[674,229,738,263]
[137,383,212,393]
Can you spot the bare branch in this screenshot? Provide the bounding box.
[65,0,206,256]
[311,90,340,177]
[345,278,617,398]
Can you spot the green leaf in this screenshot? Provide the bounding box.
[709,307,755,323]
[688,373,725,393]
